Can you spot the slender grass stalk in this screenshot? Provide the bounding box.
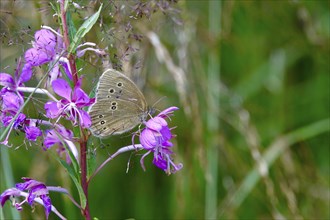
[205,1,222,219]
[0,146,21,219]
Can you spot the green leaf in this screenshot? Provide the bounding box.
[89,83,97,99]
[66,10,77,43]
[49,2,60,17]
[72,126,81,139]
[58,158,87,209]
[64,0,70,11]
[83,82,97,112]
[87,137,98,178]
[54,129,85,208]
[69,4,103,54]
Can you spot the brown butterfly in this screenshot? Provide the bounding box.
[88,69,153,137]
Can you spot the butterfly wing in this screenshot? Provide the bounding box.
[88,69,148,137]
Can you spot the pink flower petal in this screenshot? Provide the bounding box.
[24,48,51,66]
[0,73,15,87]
[51,79,72,101]
[140,129,158,150]
[79,110,92,128]
[44,101,60,118]
[145,117,167,131]
[2,92,23,111]
[34,29,57,53]
[158,106,179,118]
[73,87,91,107]
[20,64,33,83]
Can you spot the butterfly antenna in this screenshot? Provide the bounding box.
[145,97,165,119]
[151,96,167,109]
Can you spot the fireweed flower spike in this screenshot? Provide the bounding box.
[44,78,94,128]
[0,178,52,219]
[137,106,183,175]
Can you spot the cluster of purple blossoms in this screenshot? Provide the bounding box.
[22,28,105,87]
[137,106,183,175]
[0,178,52,219]
[22,29,71,87]
[0,62,42,145]
[0,28,100,147]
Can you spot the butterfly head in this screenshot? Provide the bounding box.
[148,106,156,116]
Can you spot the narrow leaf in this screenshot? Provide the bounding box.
[66,11,77,42]
[87,137,98,178]
[69,4,103,54]
[58,158,87,209]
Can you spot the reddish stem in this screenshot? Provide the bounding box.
[60,1,90,219]
[60,1,78,85]
[79,135,91,220]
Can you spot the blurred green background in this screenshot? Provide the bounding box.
[1,0,329,219]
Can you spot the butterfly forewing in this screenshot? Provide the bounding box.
[98,70,147,106]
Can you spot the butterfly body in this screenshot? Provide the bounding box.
[88,69,150,137]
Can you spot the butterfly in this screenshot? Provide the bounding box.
[88,69,154,137]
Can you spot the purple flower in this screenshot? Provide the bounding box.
[22,29,71,85]
[0,58,31,94]
[21,28,106,86]
[0,188,23,211]
[0,113,42,145]
[25,126,42,141]
[0,73,16,88]
[0,178,52,219]
[0,91,42,145]
[44,125,78,163]
[138,106,182,175]
[1,91,23,113]
[44,78,94,128]
[44,125,73,148]
[0,60,44,145]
